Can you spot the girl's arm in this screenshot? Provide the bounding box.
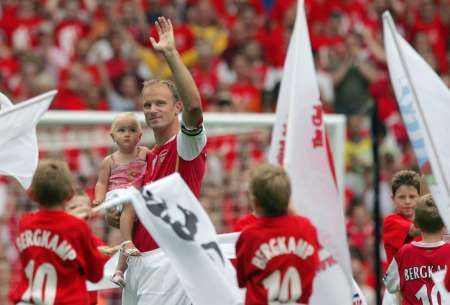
[94,157,111,206]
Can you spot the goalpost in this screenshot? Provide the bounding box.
[38,111,346,205]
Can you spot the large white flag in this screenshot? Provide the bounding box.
[87,230,242,292]
[268,1,353,303]
[0,91,56,189]
[118,175,242,305]
[383,12,450,228]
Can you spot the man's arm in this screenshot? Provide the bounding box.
[150,16,203,128]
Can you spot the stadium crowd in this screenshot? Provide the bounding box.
[0,0,448,304]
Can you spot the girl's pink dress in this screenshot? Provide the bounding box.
[107,150,147,193]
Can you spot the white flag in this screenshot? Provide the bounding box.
[431,270,450,305]
[132,175,241,305]
[268,1,353,303]
[87,230,242,292]
[383,12,450,228]
[0,90,56,189]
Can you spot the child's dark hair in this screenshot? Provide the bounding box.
[391,170,420,196]
[249,163,291,216]
[414,194,444,233]
[30,160,74,208]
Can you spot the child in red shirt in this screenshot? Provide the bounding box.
[9,160,108,305]
[382,170,422,265]
[235,163,320,305]
[384,194,450,305]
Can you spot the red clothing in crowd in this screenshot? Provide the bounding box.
[385,241,450,305]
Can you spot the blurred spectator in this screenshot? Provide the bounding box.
[191,39,220,109]
[409,0,448,73]
[1,0,43,51]
[331,32,380,115]
[352,249,376,305]
[229,53,262,112]
[35,22,70,81]
[347,202,375,252]
[97,55,141,111]
[54,0,89,59]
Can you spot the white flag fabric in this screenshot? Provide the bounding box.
[0,91,56,189]
[383,12,450,228]
[381,290,400,305]
[310,249,353,305]
[352,278,369,305]
[268,1,353,303]
[87,231,242,291]
[130,175,241,305]
[431,270,450,305]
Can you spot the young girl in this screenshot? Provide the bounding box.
[95,112,149,288]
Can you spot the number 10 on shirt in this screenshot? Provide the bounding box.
[263,267,302,304]
[21,259,57,305]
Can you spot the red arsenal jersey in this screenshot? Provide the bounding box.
[236,215,320,305]
[10,210,108,305]
[133,132,207,252]
[233,213,258,232]
[385,241,450,305]
[383,213,421,265]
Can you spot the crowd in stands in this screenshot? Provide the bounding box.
[0,0,448,304]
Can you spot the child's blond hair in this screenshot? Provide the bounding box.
[415,194,444,233]
[249,163,291,216]
[31,159,74,208]
[110,112,142,132]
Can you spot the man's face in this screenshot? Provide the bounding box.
[142,84,182,131]
[392,185,419,219]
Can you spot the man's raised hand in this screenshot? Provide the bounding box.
[150,16,176,54]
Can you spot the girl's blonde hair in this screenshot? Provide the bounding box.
[111,112,142,132]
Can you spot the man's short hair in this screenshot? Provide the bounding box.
[391,170,420,196]
[414,194,444,233]
[142,79,180,101]
[249,163,291,216]
[30,160,74,208]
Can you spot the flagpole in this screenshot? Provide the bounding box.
[371,104,383,305]
[383,13,450,196]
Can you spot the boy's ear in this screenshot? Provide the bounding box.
[110,133,115,141]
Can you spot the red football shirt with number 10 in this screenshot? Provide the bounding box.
[10,210,108,305]
[236,214,320,305]
[385,241,450,305]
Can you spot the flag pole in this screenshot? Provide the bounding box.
[371,102,383,305]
